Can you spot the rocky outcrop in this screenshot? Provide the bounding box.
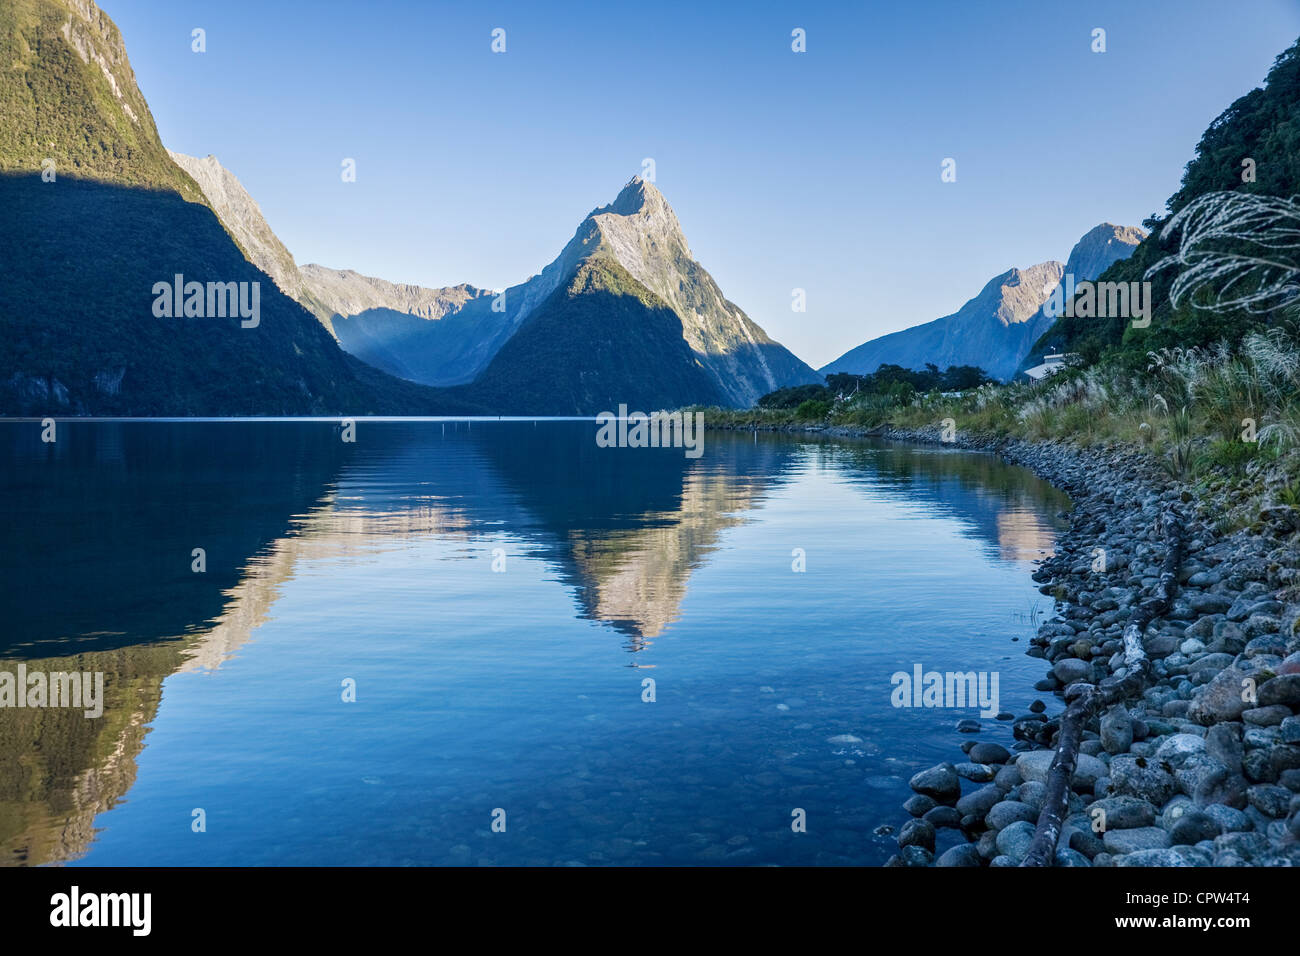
[57,0,139,123]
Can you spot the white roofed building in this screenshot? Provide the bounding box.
[1022,352,1081,382]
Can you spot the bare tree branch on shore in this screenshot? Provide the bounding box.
[1021,507,1185,867]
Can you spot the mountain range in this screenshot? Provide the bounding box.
[821,224,1146,381]
[0,0,475,416]
[179,151,821,408]
[0,0,817,416]
[0,0,1182,416]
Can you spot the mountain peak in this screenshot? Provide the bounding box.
[1064,223,1148,282]
[584,175,691,267]
[993,261,1065,326]
[459,173,816,408]
[612,175,651,210]
[590,175,671,219]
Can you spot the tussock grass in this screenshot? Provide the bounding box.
[699,320,1300,525]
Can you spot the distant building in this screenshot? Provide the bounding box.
[1022,351,1081,382]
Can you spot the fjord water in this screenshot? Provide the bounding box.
[0,421,1069,866]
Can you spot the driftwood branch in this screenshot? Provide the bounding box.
[1020,507,1185,867]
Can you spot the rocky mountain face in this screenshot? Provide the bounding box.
[456,257,731,414]
[822,223,1145,382]
[1018,222,1149,371]
[451,177,819,409]
[578,178,819,407]
[0,0,462,415]
[167,150,304,300]
[1063,223,1148,283]
[298,264,486,323]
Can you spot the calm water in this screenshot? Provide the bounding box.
[0,420,1069,866]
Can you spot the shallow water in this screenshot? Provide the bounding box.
[0,420,1069,866]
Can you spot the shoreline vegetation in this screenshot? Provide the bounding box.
[694,321,1300,533]
[698,337,1300,865]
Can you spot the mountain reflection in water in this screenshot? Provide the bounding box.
[0,421,1069,866]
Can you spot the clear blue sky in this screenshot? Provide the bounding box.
[104,0,1300,369]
